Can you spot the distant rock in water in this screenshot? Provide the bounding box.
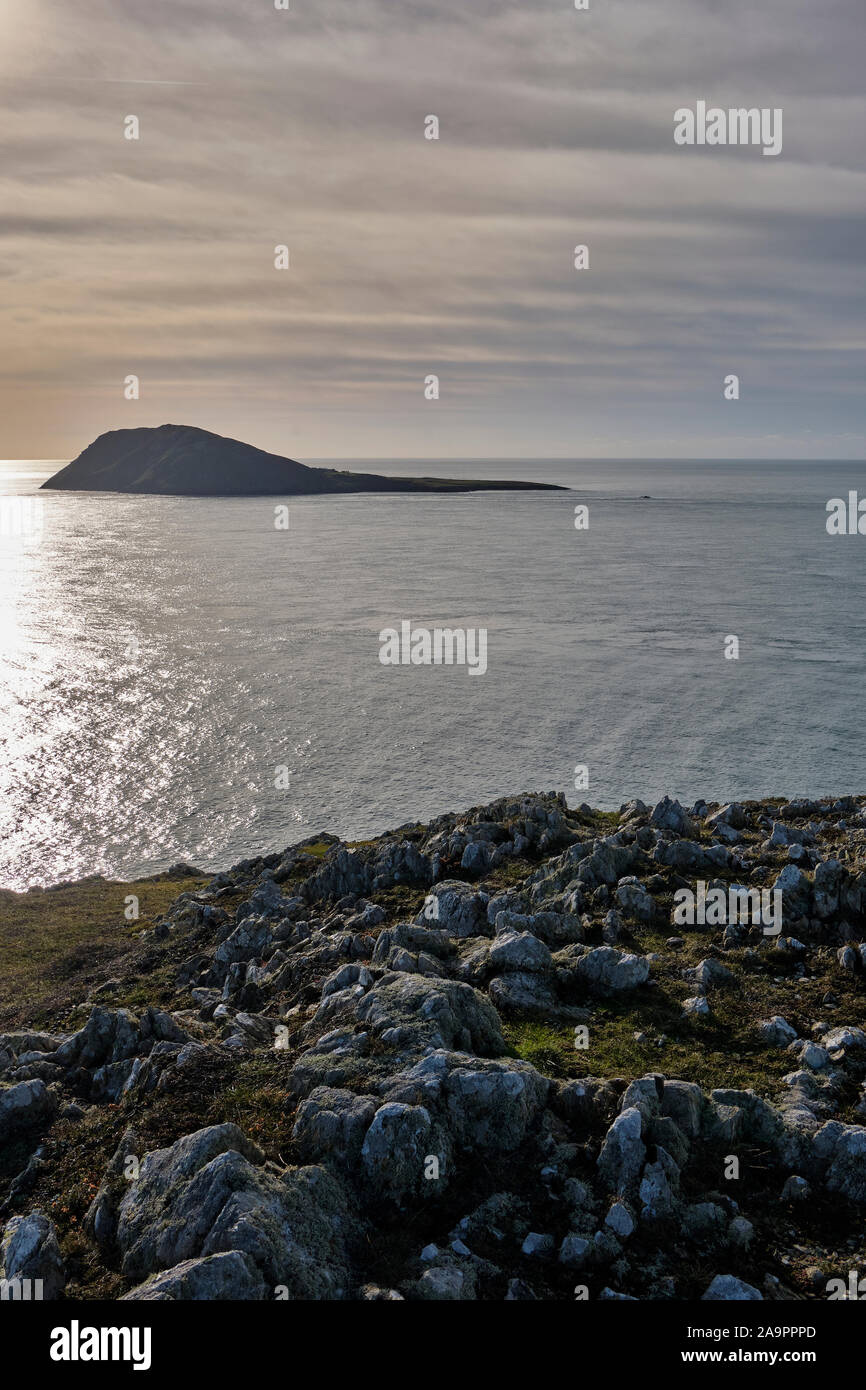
[40,425,566,497]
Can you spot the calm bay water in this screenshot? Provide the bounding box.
[0,457,863,891]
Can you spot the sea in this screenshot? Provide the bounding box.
[0,457,863,891]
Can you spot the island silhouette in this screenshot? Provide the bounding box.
[41,424,565,496]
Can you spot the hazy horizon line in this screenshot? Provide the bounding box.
[3,455,864,467]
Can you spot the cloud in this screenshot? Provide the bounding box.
[0,0,864,458]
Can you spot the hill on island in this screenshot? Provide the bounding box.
[40,425,565,496]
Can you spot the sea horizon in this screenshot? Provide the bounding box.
[2,454,864,891]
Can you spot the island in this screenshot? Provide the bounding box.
[40,424,566,496]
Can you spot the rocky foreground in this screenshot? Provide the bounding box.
[2,792,866,1301]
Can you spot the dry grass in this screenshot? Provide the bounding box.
[0,872,207,1031]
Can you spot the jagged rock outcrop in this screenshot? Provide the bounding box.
[3,788,866,1300]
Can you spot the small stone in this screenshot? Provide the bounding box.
[728,1216,754,1249]
[683,996,710,1017]
[759,1016,798,1048]
[780,1175,810,1202]
[787,1040,830,1071]
[702,1274,763,1301]
[417,1265,470,1300]
[522,1231,555,1259]
[504,1278,538,1300]
[605,1202,635,1239]
[558,1234,591,1267]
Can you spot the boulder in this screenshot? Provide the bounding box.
[605,1201,635,1239]
[682,996,710,1018]
[360,1103,442,1203]
[707,803,746,830]
[639,1147,680,1220]
[121,1250,267,1300]
[660,1080,707,1140]
[686,958,735,991]
[575,947,649,995]
[760,1016,798,1048]
[415,1261,476,1300]
[813,860,842,920]
[702,1275,763,1300]
[814,1122,866,1203]
[597,1107,645,1195]
[656,841,729,873]
[0,1079,56,1140]
[213,918,273,971]
[382,1050,549,1154]
[292,1087,378,1169]
[116,1123,360,1296]
[493,909,584,948]
[355,974,504,1055]
[0,1210,66,1300]
[615,877,656,922]
[650,797,693,835]
[771,865,812,923]
[85,1128,142,1251]
[488,933,553,975]
[488,971,558,1015]
[414,881,488,938]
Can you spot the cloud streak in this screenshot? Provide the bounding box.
[0,0,864,459]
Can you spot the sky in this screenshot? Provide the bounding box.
[1,0,864,461]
